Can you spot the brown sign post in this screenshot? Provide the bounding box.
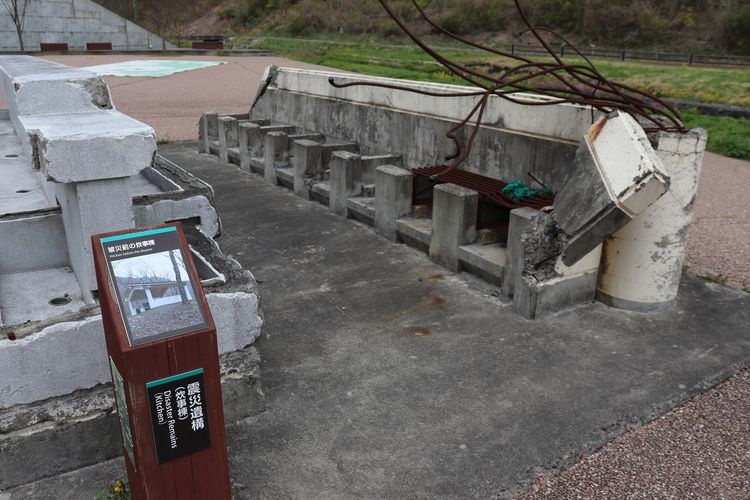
[92,223,231,499]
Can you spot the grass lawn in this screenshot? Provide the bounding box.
[239,35,750,161]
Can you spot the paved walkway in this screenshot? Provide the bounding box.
[10,143,748,499]
[4,54,747,498]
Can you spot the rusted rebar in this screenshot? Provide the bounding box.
[329,0,686,177]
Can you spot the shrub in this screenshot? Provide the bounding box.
[724,4,750,54]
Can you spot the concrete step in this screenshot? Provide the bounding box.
[0,267,84,326]
[397,217,432,253]
[347,197,375,226]
[458,243,507,286]
[310,181,330,206]
[275,167,294,188]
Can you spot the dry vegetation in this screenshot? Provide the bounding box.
[96,0,750,55]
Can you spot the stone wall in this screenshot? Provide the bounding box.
[0,0,175,51]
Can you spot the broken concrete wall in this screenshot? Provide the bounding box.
[0,56,156,296]
[251,68,585,191]
[245,66,705,319]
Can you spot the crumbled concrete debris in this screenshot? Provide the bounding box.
[520,212,565,281]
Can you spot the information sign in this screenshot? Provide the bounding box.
[146,368,211,464]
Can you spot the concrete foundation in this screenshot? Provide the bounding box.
[0,58,265,489]
[208,66,707,320]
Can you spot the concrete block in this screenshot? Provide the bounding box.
[0,214,68,273]
[243,122,265,158]
[347,197,376,226]
[513,271,598,320]
[199,111,217,153]
[218,116,239,163]
[132,195,220,238]
[374,165,412,241]
[396,217,432,253]
[329,151,362,217]
[553,112,669,266]
[292,139,322,198]
[458,243,507,287]
[0,345,263,490]
[264,131,290,185]
[23,111,155,183]
[238,122,254,171]
[0,288,261,409]
[0,57,111,117]
[429,183,478,272]
[58,177,134,294]
[502,207,540,298]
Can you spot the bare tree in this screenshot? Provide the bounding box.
[167,249,189,305]
[1,0,32,52]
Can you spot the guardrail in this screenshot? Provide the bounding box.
[508,43,750,67]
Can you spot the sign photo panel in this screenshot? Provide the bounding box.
[100,226,208,346]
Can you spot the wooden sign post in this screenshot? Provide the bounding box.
[92,223,231,499]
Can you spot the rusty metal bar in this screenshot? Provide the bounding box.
[329,0,686,178]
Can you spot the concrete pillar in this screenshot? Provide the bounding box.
[292,139,322,198]
[374,165,412,241]
[218,116,238,163]
[58,178,135,300]
[597,128,708,312]
[244,122,265,158]
[502,207,539,298]
[429,183,478,272]
[329,151,363,217]
[264,132,290,185]
[199,111,217,153]
[238,122,254,171]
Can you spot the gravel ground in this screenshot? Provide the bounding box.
[35,54,750,497]
[518,368,750,499]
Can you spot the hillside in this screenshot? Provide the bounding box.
[95,1,750,54]
[99,0,750,54]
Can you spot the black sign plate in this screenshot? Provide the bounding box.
[146,368,211,464]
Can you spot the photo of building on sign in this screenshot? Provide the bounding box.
[111,248,204,342]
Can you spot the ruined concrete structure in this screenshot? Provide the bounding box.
[0,56,261,490]
[201,66,706,319]
[0,0,175,52]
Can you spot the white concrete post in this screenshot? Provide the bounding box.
[329,151,363,217]
[238,122,254,171]
[292,139,322,198]
[429,183,478,272]
[217,116,237,163]
[199,111,217,153]
[264,131,290,185]
[374,165,412,241]
[597,128,708,311]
